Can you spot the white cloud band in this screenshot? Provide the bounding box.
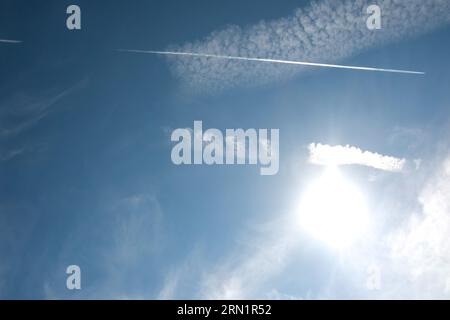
[308,143,406,172]
[163,0,450,92]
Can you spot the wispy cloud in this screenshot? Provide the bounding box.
[0,80,87,137]
[308,143,406,172]
[0,147,26,162]
[158,0,449,92]
[200,241,295,299]
[386,154,450,298]
[157,247,204,300]
[0,39,22,44]
[197,214,300,299]
[42,193,164,299]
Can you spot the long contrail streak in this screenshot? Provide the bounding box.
[117,49,425,75]
[0,39,22,44]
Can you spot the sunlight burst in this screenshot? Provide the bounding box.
[298,166,369,248]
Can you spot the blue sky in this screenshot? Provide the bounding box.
[1,0,450,299]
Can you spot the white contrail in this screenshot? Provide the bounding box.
[0,39,22,44]
[117,49,425,75]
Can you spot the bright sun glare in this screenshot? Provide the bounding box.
[298,166,369,249]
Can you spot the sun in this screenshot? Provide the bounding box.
[298,166,369,249]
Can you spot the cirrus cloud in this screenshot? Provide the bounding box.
[165,0,450,93]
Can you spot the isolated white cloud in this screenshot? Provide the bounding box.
[308,143,406,172]
[166,0,450,92]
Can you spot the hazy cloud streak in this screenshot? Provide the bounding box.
[156,0,449,92]
[0,39,22,44]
